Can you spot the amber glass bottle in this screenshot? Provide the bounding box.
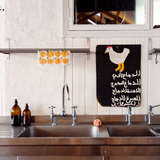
[11,99,21,126]
[23,103,31,126]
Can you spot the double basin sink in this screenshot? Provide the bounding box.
[18,124,160,138]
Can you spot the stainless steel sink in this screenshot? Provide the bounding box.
[107,125,154,137]
[149,127,160,137]
[18,125,99,137]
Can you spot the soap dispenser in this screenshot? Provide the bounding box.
[23,103,31,126]
[11,99,21,126]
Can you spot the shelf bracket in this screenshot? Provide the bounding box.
[148,48,160,64]
[155,53,158,64]
[6,53,10,59]
[0,51,10,59]
[87,38,90,59]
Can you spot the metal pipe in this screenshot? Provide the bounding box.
[127,106,132,125]
[49,106,56,126]
[72,106,78,126]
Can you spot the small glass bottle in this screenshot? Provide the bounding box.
[23,103,31,126]
[11,99,21,126]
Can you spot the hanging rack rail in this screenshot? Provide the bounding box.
[0,48,90,54]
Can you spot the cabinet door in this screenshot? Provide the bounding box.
[110,156,160,160]
[18,156,103,160]
[0,157,17,160]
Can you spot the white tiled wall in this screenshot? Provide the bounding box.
[0,0,5,116]
[2,0,160,116]
[148,38,160,115]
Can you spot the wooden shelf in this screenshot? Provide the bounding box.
[0,48,90,54]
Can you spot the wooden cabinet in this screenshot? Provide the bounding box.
[0,157,17,160]
[18,156,103,160]
[110,156,160,160]
[0,145,160,160]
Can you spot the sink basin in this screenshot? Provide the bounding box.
[107,125,154,137]
[18,125,99,137]
[149,127,160,137]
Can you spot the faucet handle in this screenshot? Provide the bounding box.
[72,106,78,109]
[49,106,56,113]
[49,106,56,109]
[149,111,154,116]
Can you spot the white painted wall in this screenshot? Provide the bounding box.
[0,0,5,116]
[3,0,160,116]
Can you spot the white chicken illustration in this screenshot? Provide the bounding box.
[104,46,130,72]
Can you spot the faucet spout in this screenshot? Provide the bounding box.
[61,83,70,116]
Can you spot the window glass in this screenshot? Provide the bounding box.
[74,0,145,25]
[153,0,160,28]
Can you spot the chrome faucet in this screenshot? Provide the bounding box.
[148,104,160,125]
[127,106,132,125]
[61,83,70,116]
[72,106,78,126]
[49,106,56,126]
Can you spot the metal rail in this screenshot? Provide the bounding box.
[0,48,90,54]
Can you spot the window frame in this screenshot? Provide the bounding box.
[63,0,152,37]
